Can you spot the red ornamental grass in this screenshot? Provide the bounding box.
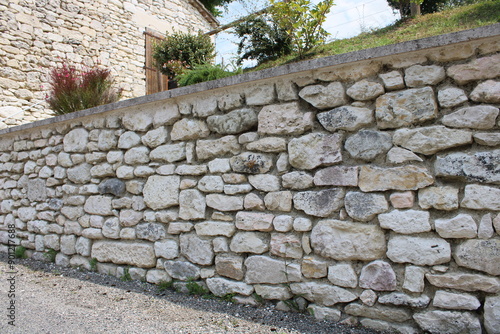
[47,63,122,115]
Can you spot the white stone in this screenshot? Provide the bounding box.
[118,131,141,149]
[435,214,477,239]
[143,175,180,210]
[378,292,430,308]
[344,192,388,222]
[141,127,167,148]
[246,137,287,152]
[387,235,451,266]
[290,282,357,306]
[206,194,243,211]
[245,255,300,284]
[425,273,500,293]
[359,260,397,291]
[471,80,500,103]
[413,310,481,334]
[418,186,459,211]
[64,128,88,152]
[257,102,313,135]
[294,188,345,217]
[484,296,500,334]
[288,133,342,170]
[273,215,293,232]
[154,239,179,259]
[454,239,500,275]
[379,71,405,91]
[387,147,423,164]
[393,126,472,155]
[379,210,431,234]
[347,80,384,101]
[84,196,112,215]
[235,211,274,231]
[478,213,494,239]
[230,232,269,254]
[208,159,231,173]
[254,285,292,300]
[442,105,499,129]
[248,174,280,192]
[146,269,171,284]
[206,278,254,297]
[328,263,358,288]
[282,171,314,189]
[317,106,373,132]
[150,143,186,163]
[405,65,445,87]
[179,189,206,220]
[299,82,347,109]
[403,266,426,293]
[180,233,214,266]
[91,241,156,268]
[438,87,468,108]
[270,233,303,259]
[433,291,481,310]
[195,221,235,237]
[461,184,500,210]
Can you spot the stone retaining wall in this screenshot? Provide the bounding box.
[1,26,500,334]
[0,0,215,128]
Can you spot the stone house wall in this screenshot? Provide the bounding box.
[0,0,216,128]
[0,26,499,333]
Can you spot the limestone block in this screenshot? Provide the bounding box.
[433,291,480,310]
[442,105,499,129]
[345,192,388,222]
[196,136,240,160]
[63,128,88,153]
[244,255,300,284]
[84,196,112,215]
[102,217,120,239]
[436,151,500,185]
[170,119,209,141]
[248,174,280,192]
[273,215,293,232]
[264,191,293,211]
[435,214,477,239]
[91,241,156,268]
[67,163,92,184]
[313,166,358,187]
[359,260,397,291]
[474,133,500,146]
[317,106,373,132]
[478,213,494,239]
[378,292,430,308]
[254,285,292,300]
[60,235,76,255]
[270,233,302,259]
[191,95,218,117]
[257,102,313,135]
[282,171,314,189]
[119,209,142,227]
[154,239,178,259]
[347,80,384,101]
[17,207,37,222]
[389,191,414,209]
[447,54,500,84]
[393,126,472,155]
[164,260,200,280]
[180,233,214,266]
[122,112,153,131]
[218,92,244,111]
[206,194,243,211]
[244,193,265,211]
[215,253,244,280]
[413,310,481,334]
[425,273,500,293]
[153,102,180,126]
[207,108,257,135]
[345,303,412,322]
[136,223,166,242]
[387,235,450,266]
[418,186,459,211]
[299,82,347,109]
[124,146,150,164]
[328,263,357,288]
[345,130,392,161]
[229,152,273,174]
[403,266,426,293]
[179,189,206,220]
[375,87,437,129]
[360,319,419,334]
[236,211,274,231]
[379,209,431,234]
[471,80,500,103]
[194,221,235,237]
[118,131,141,149]
[208,158,231,173]
[484,296,500,334]
[141,127,167,148]
[461,184,500,210]
[405,65,445,87]
[206,277,254,297]
[290,282,356,306]
[288,133,342,170]
[224,184,252,195]
[302,256,327,279]
[149,143,186,163]
[146,269,171,284]
[143,175,180,210]
[311,220,386,261]
[359,165,434,192]
[227,230,269,254]
[437,87,468,108]
[454,239,500,275]
[245,83,275,106]
[293,188,345,217]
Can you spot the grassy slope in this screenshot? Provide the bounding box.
[251,0,500,71]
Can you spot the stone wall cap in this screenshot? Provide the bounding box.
[1,24,498,137]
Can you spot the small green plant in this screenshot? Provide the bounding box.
[176,63,241,87]
[253,292,264,304]
[120,267,132,282]
[157,280,175,291]
[14,246,27,259]
[44,249,57,263]
[89,258,98,272]
[186,278,210,296]
[221,293,236,303]
[153,31,215,78]
[46,62,122,115]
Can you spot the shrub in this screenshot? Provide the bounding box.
[153,31,215,78]
[232,14,293,65]
[176,63,241,87]
[46,62,122,115]
[14,246,27,259]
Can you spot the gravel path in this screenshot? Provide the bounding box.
[0,253,382,334]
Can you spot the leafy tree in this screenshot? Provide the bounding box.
[232,14,293,65]
[199,0,235,16]
[268,0,335,59]
[387,0,481,17]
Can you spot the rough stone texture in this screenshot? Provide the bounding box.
[288,133,342,170]
[290,282,357,306]
[390,191,415,209]
[359,260,397,291]
[387,235,451,266]
[378,292,431,308]
[84,196,113,216]
[215,253,244,280]
[405,65,446,87]
[229,152,273,174]
[207,108,257,135]
[136,223,166,242]
[258,102,313,135]
[484,296,500,334]
[360,319,419,334]
[393,126,472,155]
[317,106,373,132]
[447,54,500,84]
[293,188,345,217]
[359,165,434,192]
[179,189,206,220]
[230,232,269,254]
[206,278,253,297]
[435,214,478,239]
[302,256,327,279]
[64,128,89,153]
[345,192,388,222]
[328,263,357,288]
[442,106,499,129]
[206,194,243,211]
[418,186,459,211]
[435,151,500,185]
[196,136,240,161]
[425,273,500,293]
[248,174,280,192]
[433,291,481,310]
[347,80,385,100]
[244,255,300,284]
[379,209,431,234]
[264,191,293,212]
[143,175,180,210]
[474,133,500,146]
[308,305,342,322]
[438,87,468,108]
[164,261,200,281]
[345,130,392,161]
[270,233,303,259]
[180,233,214,266]
[345,303,412,323]
[283,171,314,189]
[478,213,494,239]
[299,82,347,109]
[314,166,358,187]
[375,87,438,129]
[413,310,482,334]
[170,119,209,141]
[91,241,156,268]
[454,239,500,275]
[461,184,500,210]
[471,80,500,103]
[246,137,287,152]
[403,266,426,293]
[311,220,386,261]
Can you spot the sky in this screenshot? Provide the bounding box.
[213,0,401,66]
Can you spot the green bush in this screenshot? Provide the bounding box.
[46,62,122,115]
[15,246,27,259]
[232,14,293,65]
[153,31,215,78]
[176,63,241,87]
